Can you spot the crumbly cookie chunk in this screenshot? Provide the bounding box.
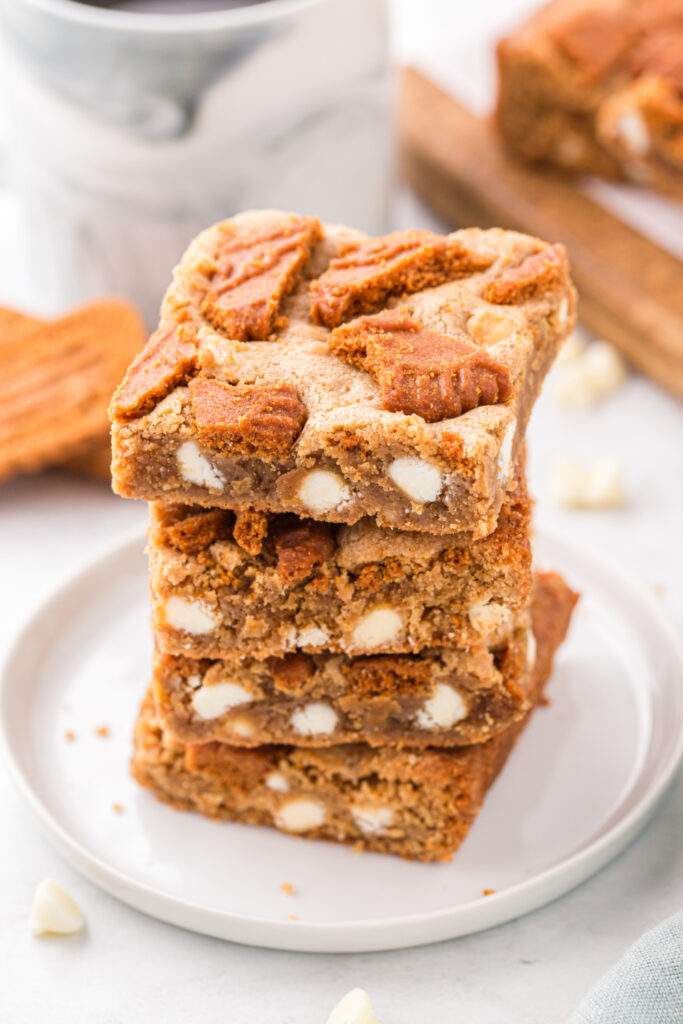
[111,210,574,536]
[496,0,683,196]
[132,572,578,862]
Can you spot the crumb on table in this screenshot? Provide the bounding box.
[481,888,496,896]
[112,802,124,815]
[95,725,111,738]
[64,730,77,743]
[280,881,296,896]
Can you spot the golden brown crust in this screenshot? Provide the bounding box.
[110,324,196,421]
[309,229,494,328]
[198,214,322,340]
[189,378,307,458]
[330,310,511,422]
[271,517,336,583]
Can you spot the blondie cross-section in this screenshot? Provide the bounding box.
[148,480,531,661]
[152,622,530,750]
[111,210,574,536]
[497,0,683,197]
[132,572,577,861]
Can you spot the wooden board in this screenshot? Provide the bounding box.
[400,66,683,399]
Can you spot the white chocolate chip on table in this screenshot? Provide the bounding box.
[553,340,626,408]
[549,458,626,509]
[326,989,381,1024]
[31,880,84,937]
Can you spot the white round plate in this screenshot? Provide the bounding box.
[2,530,682,952]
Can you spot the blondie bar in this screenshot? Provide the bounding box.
[111,210,574,536]
[497,0,683,196]
[133,572,578,861]
[148,481,531,661]
[152,624,529,749]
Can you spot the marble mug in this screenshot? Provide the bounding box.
[0,0,391,324]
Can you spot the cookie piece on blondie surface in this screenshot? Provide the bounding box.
[132,571,578,861]
[148,480,532,660]
[497,0,683,196]
[111,210,574,537]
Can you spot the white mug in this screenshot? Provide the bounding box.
[0,0,391,324]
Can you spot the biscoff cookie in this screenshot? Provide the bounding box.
[0,300,145,481]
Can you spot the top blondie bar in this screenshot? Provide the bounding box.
[497,0,683,196]
[111,211,575,535]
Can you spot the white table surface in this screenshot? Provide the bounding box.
[1,4,682,1022]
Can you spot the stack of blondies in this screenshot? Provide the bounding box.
[110,210,578,861]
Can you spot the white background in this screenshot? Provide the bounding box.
[1,2,682,1022]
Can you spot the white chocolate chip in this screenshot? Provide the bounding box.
[327,989,380,1024]
[417,684,468,730]
[526,628,537,671]
[295,625,330,648]
[176,440,224,490]
[388,457,442,504]
[350,606,402,649]
[191,682,252,721]
[230,717,255,738]
[553,340,626,408]
[31,880,84,937]
[466,308,516,345]
[265,771,290,793]
[496,423,516,485]
[549,457,626,509]
[468,601,514,643]
[275,798,326,833]
[164,596,218,635]
[291,702,338,736]
[556,296,570,329]
[187,674,203,690]
[617,110,649,156]
[298,470,350,513]
[351,805,394,835]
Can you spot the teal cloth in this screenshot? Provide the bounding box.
[568,913,683,1023]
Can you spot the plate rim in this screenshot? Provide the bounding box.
[2,527,682,953]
